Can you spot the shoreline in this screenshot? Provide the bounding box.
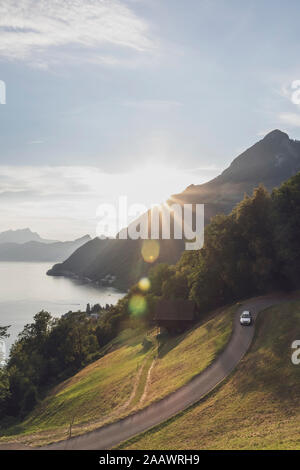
[47,267,129,292]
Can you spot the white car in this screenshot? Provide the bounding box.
[240,310,252,326]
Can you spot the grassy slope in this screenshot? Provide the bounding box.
[139,306,234,408]
[0,305,234,446]
[0,328,150,445]
[122,301,300,450]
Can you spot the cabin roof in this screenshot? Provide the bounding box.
[154,299,196,322]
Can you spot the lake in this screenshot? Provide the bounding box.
[0,262,125,356]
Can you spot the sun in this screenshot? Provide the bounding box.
[126,163,183,208]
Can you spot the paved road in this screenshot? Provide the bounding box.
[43,294,286,450]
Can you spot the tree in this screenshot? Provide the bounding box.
[21,385,38,416]
[148,263,172,296]
[162,272,189,300]
[272,173,300,287]
[0,368,10,415]
[188,186,276,310]
[232,185,275,293]
[0,325,10,340]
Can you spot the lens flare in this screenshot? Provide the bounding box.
[138,277,151,292]
[141,240,160,263]
[129,295,147,316]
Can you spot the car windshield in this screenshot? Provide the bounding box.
[242,312,250,317]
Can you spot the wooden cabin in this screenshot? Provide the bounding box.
[153,299,197,333]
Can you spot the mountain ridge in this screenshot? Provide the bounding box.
[48,130,300,289]
[0,228,58,244]
[0,235,91,262]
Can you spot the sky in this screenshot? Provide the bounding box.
[1,0,300,239]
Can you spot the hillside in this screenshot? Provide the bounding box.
[0,235,91,262]
[0,304,234,447]
[48,130,300,289]
[48,238,185,289]
[122,300,300,450]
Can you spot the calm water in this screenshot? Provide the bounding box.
[0,262,125,355]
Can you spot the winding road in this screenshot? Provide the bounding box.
[42,293,287,450]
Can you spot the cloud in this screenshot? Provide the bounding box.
[278,112,300,128]
[280,79,300,105]
[0,0,155,65]
[0,163,220,240]
[0,166,120,239]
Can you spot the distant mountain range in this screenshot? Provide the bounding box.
[0,228,57,245]
[48,130,300,289]
[0,229,91,262]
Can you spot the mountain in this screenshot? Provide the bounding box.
[0,228,57,244]
[0,235,91,262]
[171,129,300,218]
[47,237,185,289]
[48,130,300,289]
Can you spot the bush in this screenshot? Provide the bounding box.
[21,385,38,416]
[142,336,153,352]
